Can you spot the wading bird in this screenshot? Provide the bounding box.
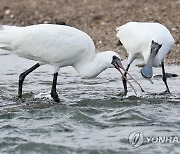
[0,24,141,102]
[116,22,175,95]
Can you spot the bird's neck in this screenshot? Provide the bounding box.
[73,52,111,79]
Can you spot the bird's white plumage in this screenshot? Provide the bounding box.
[0,24,120,78]
[116,22,175,66]
[0,24,94,65]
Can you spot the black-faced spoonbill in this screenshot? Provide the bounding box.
[116,22,175,95]
[0,24,140,102]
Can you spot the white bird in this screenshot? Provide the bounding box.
[116,22,175,95]
[0,24,140,102]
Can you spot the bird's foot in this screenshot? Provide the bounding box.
[54,97,60,103]
[50,91,60,103]
[18,89,22,98]
[117,90,128,97]
[18,94,22,98]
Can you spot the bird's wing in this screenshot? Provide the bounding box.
[0,24,94,64]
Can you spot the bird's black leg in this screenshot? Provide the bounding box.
[51,72,60,102]
[161,61,171,94]
[120,64,130,96]
[18,63,40,98]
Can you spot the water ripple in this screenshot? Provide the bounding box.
[0,52,180,153]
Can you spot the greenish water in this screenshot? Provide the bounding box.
[0,50,180,154]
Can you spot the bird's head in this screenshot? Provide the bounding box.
[100,51,127,75]
[151,40,162,53]
[104,51,125,72]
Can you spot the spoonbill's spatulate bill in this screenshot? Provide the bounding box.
[116,22,175,95]
[0,24,138,102]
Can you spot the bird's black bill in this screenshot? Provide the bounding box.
[112,56,137,95]
[140,50,155,78]
[141,65,153,78]
[141,40,162,79]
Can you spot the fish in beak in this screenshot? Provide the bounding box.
[112,56,144,95]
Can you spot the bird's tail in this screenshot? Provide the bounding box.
[0,25,8,48]
[0,25,19,30]
[0,25,18,49]
[0,25,3,30]
[0,26,7,48]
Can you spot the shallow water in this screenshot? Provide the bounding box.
[0,49,180,154]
